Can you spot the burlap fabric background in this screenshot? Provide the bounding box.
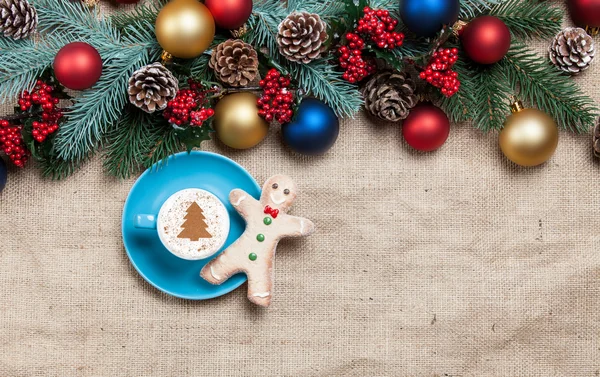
[1,1,599,376]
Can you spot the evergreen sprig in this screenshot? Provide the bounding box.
[0,36,68,102]
[489,0,562,40]
[471,64,513,131]
[103,107,177,179]
[500,43,598,133]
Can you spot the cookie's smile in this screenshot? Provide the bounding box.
[270,193,286,205]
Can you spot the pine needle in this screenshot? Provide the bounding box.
[499,43,598,133]
[489,0,562,40]
[471,64,513,131]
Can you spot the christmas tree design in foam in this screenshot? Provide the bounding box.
[177,202,212,241]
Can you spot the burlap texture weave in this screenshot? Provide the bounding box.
[1,2,599,376]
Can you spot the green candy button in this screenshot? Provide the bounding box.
[264,217,272,225]
[249,253,257,261]
[256,234,265,242]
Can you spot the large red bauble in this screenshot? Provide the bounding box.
[402,103,450,152]
[205,0,252,29]
[568,0,600,27]
[461,16,511,65]
[53,42,102,90]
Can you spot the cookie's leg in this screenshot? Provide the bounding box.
[200,251,241,285]
[246,268,273,307]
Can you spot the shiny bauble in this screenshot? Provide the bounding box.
[0,158,6,193]
[568,0,600,28]
[400,0,460,37]
[282,98,339,155]
[461,16,511,64]
[499,102,558,167]
[155,0,215,59]
[205,0,252,30]
[402,103,450,152]
[213,92,268,149]
[53,42,102,90]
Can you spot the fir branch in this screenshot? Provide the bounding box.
[489,0,562,40]
[247,0,286,56]
[37,153,87,180]
[54,41,161,162]
[143,127,183,171]
[500,44,598,133]
[0,36,68,103]
[286,0,345,17]
[283,58,363,117]
[471,64,512,131]
[460,0,502,19]
[31,0,120,44]
[103,107,172,179]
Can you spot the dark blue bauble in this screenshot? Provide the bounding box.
[282,98,339,155]
[0,158,6,193]
[400,0,460,38]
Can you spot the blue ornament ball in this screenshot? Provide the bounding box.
[0,158,6,193]
[400,0,460,37]
[282,98,339,156]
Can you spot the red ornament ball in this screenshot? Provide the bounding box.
[53,42,102,90]
[568,0,600,27]
[402,103,450,152]
[205,0,252,30]
[461,16,511,65]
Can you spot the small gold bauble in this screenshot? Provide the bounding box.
[155,0,215,59]
[213,92,269,149]
[499,101,559,167]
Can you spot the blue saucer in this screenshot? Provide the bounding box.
[122,151,260,300]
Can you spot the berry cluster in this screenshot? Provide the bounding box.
[0,120,29,168]
[338,7,403,83]
[357,7,404,49]
[338,34,377,83]
[19,80,63,143]
[257,69,295,124]
[419,48,461,98]
[163,79,214,127]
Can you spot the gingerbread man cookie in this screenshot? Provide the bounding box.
[200,175,315,307]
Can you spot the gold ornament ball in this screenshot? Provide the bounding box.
[213,92,269,149]
[499,101,559,167]
[155,0,215,59]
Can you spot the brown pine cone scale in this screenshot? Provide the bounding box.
[209,39,258,87]
[549,27,595,74]
[128,63,179,113]
[0,0,37,40]
[277,11,328,64]
[362,71,418,122]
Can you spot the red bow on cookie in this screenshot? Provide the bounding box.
[264,205,279,219]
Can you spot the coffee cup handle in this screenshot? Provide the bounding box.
[134,214,158,229]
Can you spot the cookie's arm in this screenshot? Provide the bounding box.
[229,189,257,215]
[279,215,315,238]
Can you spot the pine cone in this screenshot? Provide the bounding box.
[209,39,258,87]
[549,27,595,74]
[593,118,600,158]
[362,71,418,122]
[277,11,328,64]
[0,0,37,40]
[128,63,179,113]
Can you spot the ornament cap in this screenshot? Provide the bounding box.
[161,50,173,65]
[510,98,524,113]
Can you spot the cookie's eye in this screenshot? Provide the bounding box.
[284,189,290,195]
[272,183,278,189]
